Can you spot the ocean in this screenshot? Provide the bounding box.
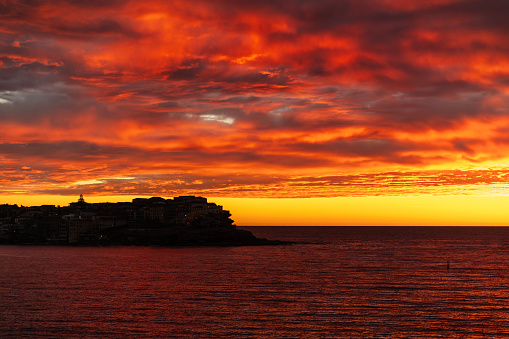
[1,226,509,338]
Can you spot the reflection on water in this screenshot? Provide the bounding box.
[1,227,509,338]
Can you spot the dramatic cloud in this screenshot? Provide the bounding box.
[1,0,509,198]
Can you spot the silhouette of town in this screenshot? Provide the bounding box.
[0,195,282,246]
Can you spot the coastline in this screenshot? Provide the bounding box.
[0,196,292,247]
[0,227,292,247]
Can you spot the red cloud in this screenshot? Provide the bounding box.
[1,0,509,198]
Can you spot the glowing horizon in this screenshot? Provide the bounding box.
[2,1,509,225]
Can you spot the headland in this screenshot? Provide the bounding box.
[0,195,289,247]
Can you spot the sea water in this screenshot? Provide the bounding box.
[1,226,509,338]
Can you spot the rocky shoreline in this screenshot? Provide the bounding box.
[86,227,292,247]
[0,225,292,247]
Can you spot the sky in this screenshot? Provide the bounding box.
[1,0,509,225]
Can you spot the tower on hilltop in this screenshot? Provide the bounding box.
[78,194,85,203]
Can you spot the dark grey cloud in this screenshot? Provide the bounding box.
[164,60,293,86]
[153,101,179,108]
[221,95,261,103]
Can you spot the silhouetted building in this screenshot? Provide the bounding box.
[0,195,236,245]
[69,194,89,210]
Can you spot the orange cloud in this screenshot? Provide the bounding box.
[1,0,509,202]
